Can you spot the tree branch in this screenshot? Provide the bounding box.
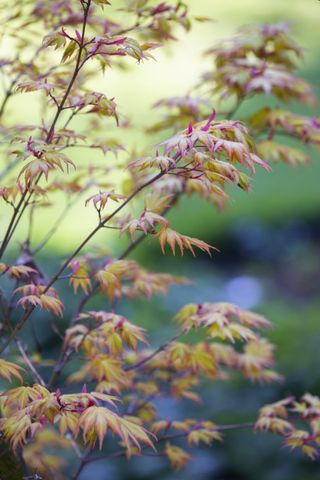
[0,0,92,260]
[0,171,164,354]
[125,332,183,372]
[15,339,46,387]
[74,421,255,478]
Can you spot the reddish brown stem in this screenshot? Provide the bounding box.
[0,171,163,354]
[0,1,92,260]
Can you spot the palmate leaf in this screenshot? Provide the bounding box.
[2,385,51,409]
[66,311,148,355]
[0,4,318,473]
[69,260,92,295]
[157,116,270,174]
[187,427,222,446]
[127,269,188,298]
[61,40,78,63]
[95,268,122,300]
[18,149,75,189]
[168,342,217,375]
[15,284,64,316]
[0,359,25,383]
[77,406,154,451]
[42,31,67,50]
[17,293,63,317]
[285,431,319,460]
[249,108,320,146]
[257,140,309,166]
[16,79,55,95]
[121,210,169,240]
[174,302,271,341]
[129,154,176,172]
[204,23,316,105]
[92,0,111,6]
[256,393,320,459]
[0,414,40,452]
[7,265,37,279]
[165,443,191,470]
[156,227,214,256]
[78,406,119,449]
[85,190,126,210]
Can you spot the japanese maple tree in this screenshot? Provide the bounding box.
[0,1,319,479]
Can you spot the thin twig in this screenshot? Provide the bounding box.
[15,339,46,386]
[125,332,183,372]
[0,170,164,355]
[67,433,83,459]
[47,190,182,386]
[78,421,255,475]
[0,1,92,260]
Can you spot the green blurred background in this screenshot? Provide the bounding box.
[1,0,320,479]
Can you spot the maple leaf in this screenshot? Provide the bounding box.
[18,158,53,189]
[15,284,63,316]
[39,293,64,316]
[206,322,256,343]
[148,95,211,133]
[238,310,271,329]
[165,443,191,470]
[2,385,51,409]
[42,31,67,49]
[187,424,223,445]
[250,108,320,146]
[170,375,200,402]
[17,148,75,189]
[127,269,188,298]
[157,227,214,256]
[69,260,92,295]
[259,397,294,419]
[188,344,217,375]
[119,416,155,453]
[237,338,276,381]
[63,324,89,351]
[174,302,272,345]
[78,311,147,352]
[121,210,169,240]
[95,268,122,300]
[92,0,111,6]
[144,191,173,213]
[77,407,153,451]
[61,40,78,63]
[94,260,139,300]
[257,140,309,166]
[0,359,25,383]
[78,406,120,449]
[0,185,20,203]
[8,265,37,279]
[169,342,190,362]
[59,411,79,436]
[16,79,55,95]
[0,413,39,452]
[255,416,294,435]
[255,397,295,435]
[129,154,176,172]
[17,294,43,310]
[203,22,316,105]
[85,190,126,210]
[67,355,130,389]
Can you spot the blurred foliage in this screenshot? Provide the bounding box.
[1,0,319,479]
